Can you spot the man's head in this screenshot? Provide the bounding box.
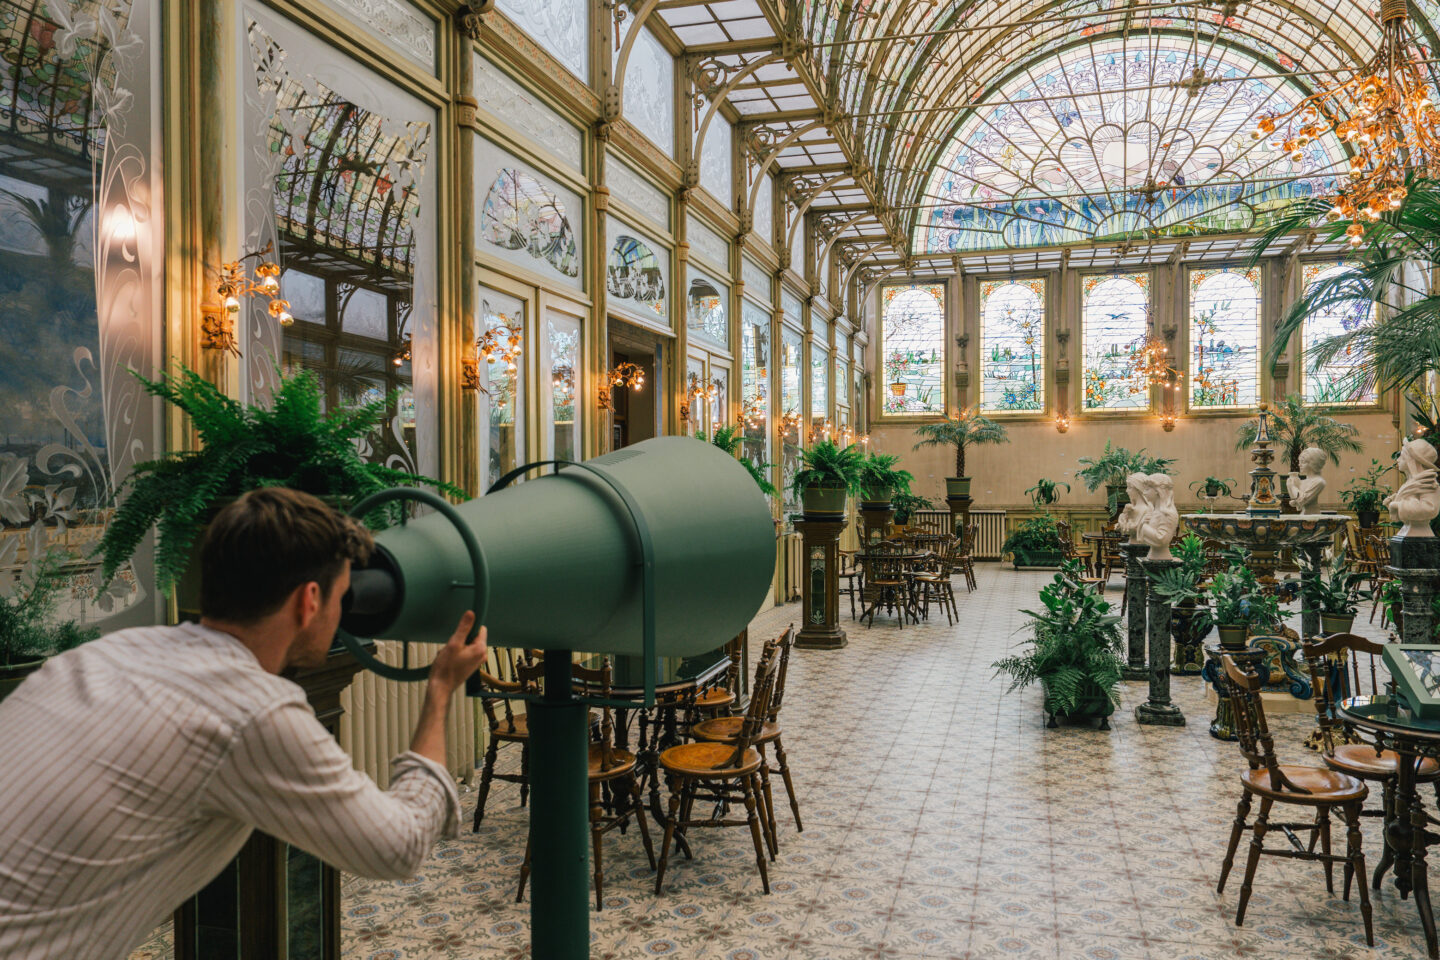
[200,488,374,668]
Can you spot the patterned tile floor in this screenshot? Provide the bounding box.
[131,563,1433,959]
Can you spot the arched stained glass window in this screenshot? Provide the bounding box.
[880,284,945,416]
[1302,263,1375,405]
[1189,268,1261,409]
[1082,275,1150,411]
[979,279,1045,411]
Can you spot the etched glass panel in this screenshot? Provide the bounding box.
[711,366,729,431]
[496,0,587,80]
[606,227,668,323]
[476,138,582,289]
[474,54,581,170]
[1189,267,1261,409]
[314,0,435,72]
[546,310,579,461]
[741,302,771,494]
[753,173,773,247]
[1302,262,1375,405]
[478,287,525,488]
[687,213,728,272]
[881,284,945,416]
[742,257,770,301]
[701,115,733,210]
[980,279,1046,412]
[1082,274,1150,411]
[622,25,674,157]
[811,340,829,420]
[687,269,728,347]
[686,356,707,432]
[781,327,803,513]
[835,357,850,414]
[607,155,668,230]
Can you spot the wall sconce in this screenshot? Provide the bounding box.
[808,418,833,444]
[681,372,719,423]
[1160,410,1178,432]
[778,410,802,440]
[740,396,766,427]
[392,335,412,368]
[599,361,646,411]
[203,242,291,356]
[1054,413,1070,433]
[461,322,523,391]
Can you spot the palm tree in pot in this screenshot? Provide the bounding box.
[911,408,1009,499]
[1234,394,1361,512]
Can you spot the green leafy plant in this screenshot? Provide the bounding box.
[790,438,864,494]
[891,491,934,524]
[1,548,97,667]
[857,452,914,499]
[1207,562,1281,630]
[1338,459,1392,516]
[1234,394,1362,474]
[1189,476,1237,498]
[1025,478,1070,507]
[1001,514,1065,565]
[991,560,1127,714]
[95,365,462,597]
[1296,547,1368,616]
[911,408,1009,477]
[1076,443,1175,510]
[697,426,777,496]
[1147,534,1214,626]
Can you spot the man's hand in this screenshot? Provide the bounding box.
[427,611,487,698]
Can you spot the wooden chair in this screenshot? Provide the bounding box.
[655,641,781,896]
[1360,534,1393,624]
[1302,633,1440,884]
[1098,530,1125,585]
[516,657,655,910]
[838,550,863,621]
[690,645,741,719]
[859,541,914,627]
[953,521,978,592]
[471,647,540,830]
[1215,655,1373,946]
[913,537,961,624]
[692,626,803,852]
[1055,520,1094,577]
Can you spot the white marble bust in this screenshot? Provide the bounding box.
[1286,446,1327,514]
[1386,439,1440,538]
[1117,472,1151,545]
[1138,474,1180,560]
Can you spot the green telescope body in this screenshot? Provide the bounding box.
[340,436,775,658]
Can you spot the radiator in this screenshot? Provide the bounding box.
[971,510,1006,560]
[339,641,476,789]
[784,532,803,601]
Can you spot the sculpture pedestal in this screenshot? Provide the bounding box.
[1389,536,1440,645]
[1135,558,1186,727]
[946,495,973,539]
[1121,544,1149,681]
[859,505,893,545]
[794,519,848,650]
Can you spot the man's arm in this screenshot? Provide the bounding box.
[410,612,486,767]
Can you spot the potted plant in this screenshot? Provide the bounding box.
[1025,478,1070,508]
[1076,442,1176,516]
[791,438,864,519]
[911,408,1009,499]
[1235,394,1362,511]
[857,452,913,508]
[891,491,934,528]
[1146,534,1214,673]
[1,548,97,703]
[1001,515,1066,569]
[1339,459,1391,529]
[1206,561,1281,650]
[95,365,462,606]
[992,560,1126,730]
[1189,476,1237,500]
[698,426,777,497]
[1297,547,1369,634]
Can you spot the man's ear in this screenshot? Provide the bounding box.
[293,581,323,629]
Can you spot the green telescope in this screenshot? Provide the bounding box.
[338,435,775,664]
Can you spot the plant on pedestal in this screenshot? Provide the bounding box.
[698,426,777,497]
[1296,547,1369,634]
[857,452,914,506]
[791,438,864,519]
[1025,478,1070,508]
[1076,442,1175,514]
[992,559,1125,729]
[1,548,97,702]
[1338,459,1392,529]
[1001,515,1066,569]
[1207,561,1281,650]
[911,408,1009,499]
[1146,534,1215,671]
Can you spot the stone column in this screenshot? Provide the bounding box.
[1122,543,1149,681]
[794,519,848,650]
[1389,537,1440,645]
[1135,558,1187,726]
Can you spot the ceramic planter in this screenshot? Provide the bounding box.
[0,658,46,704]
[1320,612,1356,635]
[1043,679,1115,730]
[1171,602,1212,675]
[1012,549,1065,569]
[1216,624,1249,650]
[1358,510,1380,529]
[945,477,971,498]
[801,485,848,519]
[860,486,893,509]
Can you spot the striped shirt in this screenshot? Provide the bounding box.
[0,622,459,960]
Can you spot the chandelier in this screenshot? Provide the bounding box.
[1253,0,1440,244]
[1127,310,1182,391]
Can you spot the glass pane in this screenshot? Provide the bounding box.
[479,287,524,488]
[835,357,850,411]
[1189,267,1261,408]
[547,312,580,461]
[1302,262,1375,405]
[980,279,1045,411]
[1082,274,1150,411]
[686,356,707,432]
[495,0,587,80]
[340,286,388,340]
[811,342,828,420]
[711,367,729,431]
[608,233,667,322]
[781,329,803,514]
[881,284,945,415]
[740,302,771,496]
[687,270,728,345]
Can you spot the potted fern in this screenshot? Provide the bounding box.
[95,365,460,610]
[992,560,1126,730]
[1146,534,1213,673]
[790,438,864,519]
[1001,515,1066,569]
[857,452,913,508]
[891,491,934,528]
[911,408,1009,499]
[697,426,777,497]
[1189,476,1237,500]
[1339,459,1391,529]
[1,549,97,702]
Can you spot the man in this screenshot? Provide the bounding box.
[0,488,487,960]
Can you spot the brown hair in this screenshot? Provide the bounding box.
[200,488,374,623]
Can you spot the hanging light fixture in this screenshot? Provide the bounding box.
[1127,307,1182,389]
[204,243,292,356]
[1254,0,1440,245]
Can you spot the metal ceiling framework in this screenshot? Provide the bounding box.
[633,0,1440,300]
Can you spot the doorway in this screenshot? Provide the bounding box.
[607,318,668,449]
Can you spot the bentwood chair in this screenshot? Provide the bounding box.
[838,550,863,621]
[656,641,781,895]
[953,521,979,593]
[471,647,541,830]
[516,657,655,909]
[859,541,914,627]
[692,626,803,848]
[1215,655,1374,946]
[690,644,741,720]
[913,537,961,624]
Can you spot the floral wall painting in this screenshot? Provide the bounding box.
[607,233,666,321]
[1081,274,1151,411]
[1188,267,1261,408]
[979,278,1046,412]
[880,284,945,416]
[1302,262,1375,405]
[0,0,163,627]
[244,7,435,476]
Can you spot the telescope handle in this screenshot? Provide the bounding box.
[335,487,488,683]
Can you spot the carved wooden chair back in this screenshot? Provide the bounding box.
[1220,654,1311,796]
[475,647,539,730]
[717,640,780,770]
[1301,633,1387,756]
[571,657,618,772]
[766,627,798,722]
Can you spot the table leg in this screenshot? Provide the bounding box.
[1410,755,1438,958]
[1390,755,1418,904]
[1374,779,1396,890]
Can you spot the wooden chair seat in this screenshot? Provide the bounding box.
[1239,765,1367,805]
[693,688,736,713]
[659,740,763,777]
[492,716,528,740]
[589,744,639,781]
[690,716,779,744]
[1327,744,1440,781]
